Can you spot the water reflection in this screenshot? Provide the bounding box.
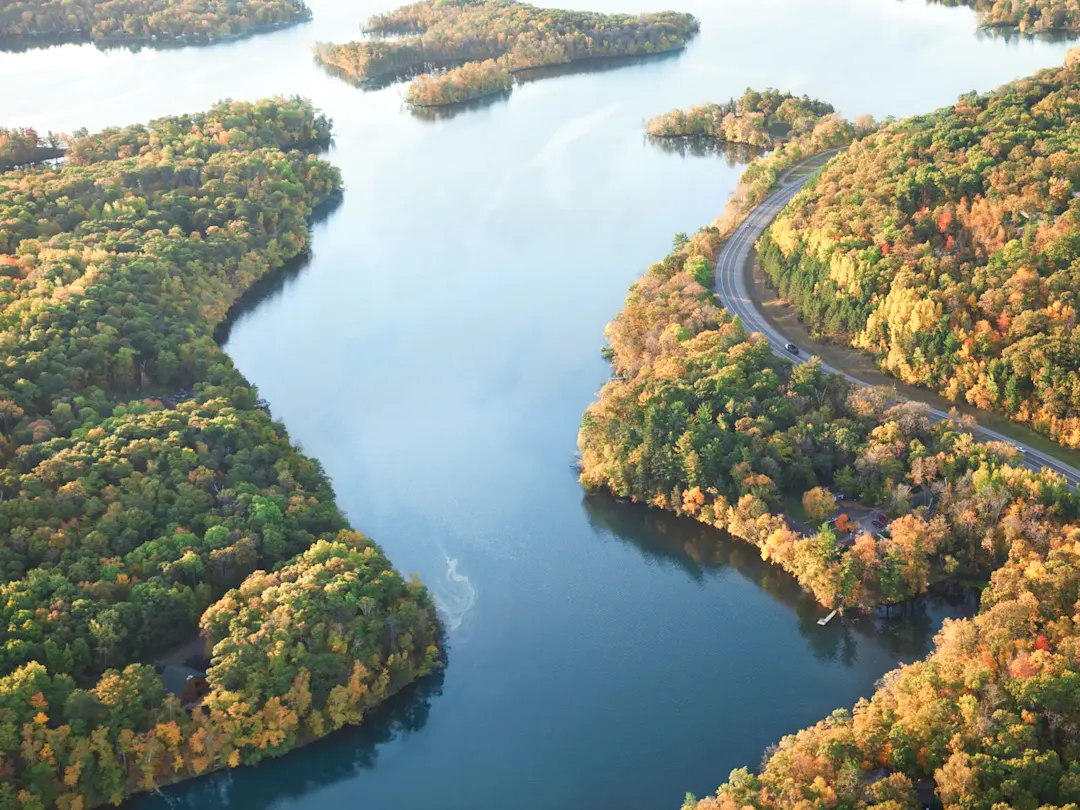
[973,24,1078,43]
[645,135,763,164]
[214,193,342,345]
[317,47,689,119]
[581,492,975,666]
[130,668,445,810]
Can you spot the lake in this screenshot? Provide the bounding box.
[1,1,1074,807]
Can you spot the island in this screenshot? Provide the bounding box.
[0,98,442,807]
[646,89,839,148]
[757,48,1080,449]
[0,0,311,48]
[314,0,699,107]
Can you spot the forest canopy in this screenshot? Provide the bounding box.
[0,97,442,808]
[314,0,698,107]
[646,88,837,148]
[0,0,311,46]
[760,54,1080,448]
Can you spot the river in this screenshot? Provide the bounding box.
[2,1,1075,808]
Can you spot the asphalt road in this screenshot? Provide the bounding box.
[713,171,1080,489]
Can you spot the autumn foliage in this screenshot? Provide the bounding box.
[0,100,442,807]
[931,0,1080,33]
[581,117,1058,612]
[314,0,698,106]
[0,0,311,46]
[646,89,837,148]
[761,54,1080,447]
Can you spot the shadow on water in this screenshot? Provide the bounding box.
[646,135,764,165]
[581,491,977,667]
[214,192,343,345]
[128,667,446,810]
[511,47,686,84]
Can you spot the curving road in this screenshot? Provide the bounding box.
[713,168,1080,489]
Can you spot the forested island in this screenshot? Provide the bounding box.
[0,127,64,171]
[0,98,442,807]
[759,51,1080,449]
[646,89,837,148]
[579,58,1080,810]
[314,0,699,107]
[932,0,1080,34]
[0,0,311,48]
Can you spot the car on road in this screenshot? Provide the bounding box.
[784,342,799,355]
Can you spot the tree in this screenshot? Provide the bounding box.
[802,486,837,522]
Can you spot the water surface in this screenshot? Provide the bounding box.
[1,2,1073,808]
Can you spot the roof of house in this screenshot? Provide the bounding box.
[162,665,206,697]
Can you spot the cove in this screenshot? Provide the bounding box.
[1,0,1076,808]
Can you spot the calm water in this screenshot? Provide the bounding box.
[2,2,1074,808]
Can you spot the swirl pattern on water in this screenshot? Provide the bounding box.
[434,554,477,633]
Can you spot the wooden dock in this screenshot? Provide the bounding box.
[817,609,838,626]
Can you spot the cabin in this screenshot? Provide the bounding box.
[162,665,210,707]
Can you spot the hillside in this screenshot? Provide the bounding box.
[760,51,1080,448]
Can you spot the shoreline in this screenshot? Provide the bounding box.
[0,15,311,53]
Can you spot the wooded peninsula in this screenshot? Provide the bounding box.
[646,89,838,149]
[581,60,1080,810]
[313,0,699,107]
[0,0,311,47]
[0,97,442,807]
[581,101,1074,613]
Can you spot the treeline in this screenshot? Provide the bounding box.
[0,0,311,46]
[760,52,1080,448]
[0,97,441,807]
[314,0,698,107]
[931,0,1080,33]
[646,88,836,148]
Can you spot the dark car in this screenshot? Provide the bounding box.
[784,342,799,355]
